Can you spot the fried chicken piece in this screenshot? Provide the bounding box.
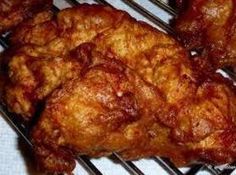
[11,4,195,105]
[32,43,236,174]
[10,10,57,46]
[175,75,236,164]
[174,0,236,68]
[32,44,186,173]
[0,0,52,34]
[2,5,131,119]
[3,45,82,120]
[11,5,125,47]
[4,4,194,121]
[2,4,236,173]
[92,15,195,105]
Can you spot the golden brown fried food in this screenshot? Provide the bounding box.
[174,0,236,68]
[11,4,195,105]
[4,4,194,119]
[2,4,236,174]
[0,0,52,34]
[2,5,106,119]
[3,5,129,119]
[32,44,236,174]
[10,10,57,46]
[4,50,81,120]
[32,44,185,173]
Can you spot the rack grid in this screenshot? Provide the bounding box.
[0,0,235,175]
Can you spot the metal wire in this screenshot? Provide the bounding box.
[219,168,235,175]
[0,36,8,49]
[65,1,149,174]
[113,153,145,175]
[122,0,175,35]
[61,1,148,174]
[95,0,111,6]
[153,157,183,175]
[185,164,203,175]
[77,155,103,175]
[113,0,234,174]
[0,0,235,175]
[0,4,104,175]
[49,0,236,174]
[149,0,178,16]
[51,4,60,12]
[0,105,32,147]
[222,68,236,80]
[0,1,144,175]
[67,0,80,6]
[207,168,221,175]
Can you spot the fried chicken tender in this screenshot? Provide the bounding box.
[174,0,236,68]
[2,4,236,173]
[0,0,52,34]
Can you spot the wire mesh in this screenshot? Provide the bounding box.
[0,0,235,175]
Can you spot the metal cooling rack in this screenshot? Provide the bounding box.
[0,0,235,175]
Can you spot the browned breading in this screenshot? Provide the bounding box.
[10,10,57,46]
[0,0,52,34]
[32,43,236,174]
[32,44,181,173]
[174,0,236,68]
[2,4,236,174]
[4,4,195,120]
[4,50,81,119]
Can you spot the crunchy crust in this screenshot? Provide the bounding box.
[0,0,52,34]
[1,4,236,174]
[174,0,236,68]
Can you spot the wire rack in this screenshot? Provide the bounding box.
[0,0,235,175]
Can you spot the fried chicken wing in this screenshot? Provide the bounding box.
[0,0,52,34]
[174,0,236,68]
[2,4,236,174]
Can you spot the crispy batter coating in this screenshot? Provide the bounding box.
[32,44,236,174]
[0,0,52,34]
[2,4,236,173]
[4,50,81,119]
[174,0,236,68]
[10,10,57,46]
[3,5,127,119]
[4,4,194,119]
[32,44,184,173]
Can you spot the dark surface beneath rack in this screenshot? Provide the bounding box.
[0,0,235,175]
